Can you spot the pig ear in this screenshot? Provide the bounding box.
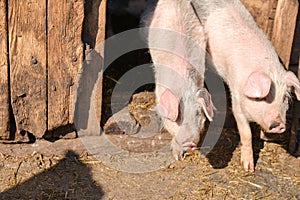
[197,88,215,122]
[286,71,300,100]
[243,72,271,99]
[157,89,179,121]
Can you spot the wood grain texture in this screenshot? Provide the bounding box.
[271,0,298,68]
[94,0,106,125]
[241,0,274,35]
[47,0,84,130]
[8,0,47,137]
[81,0,106,126]
[263,0,278,39]
[0,0,9,138]
[290,11,300,66]
[95,0,107,53]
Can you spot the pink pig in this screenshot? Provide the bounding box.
[191,0,300,171]
[143,0,214,159]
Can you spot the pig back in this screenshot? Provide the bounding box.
[142,0,207,81]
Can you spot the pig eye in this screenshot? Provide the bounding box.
[283,95,289,103]
[261,97,267,101]
[195,108,200,116]
[253,97,267,102]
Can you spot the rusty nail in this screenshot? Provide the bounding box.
[31,56,38,65]
[17,93,26,98]
[71,55,78,62]
[51,85,56,91]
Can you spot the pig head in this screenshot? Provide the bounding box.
[240,71,300,134]
[158,85,214,159]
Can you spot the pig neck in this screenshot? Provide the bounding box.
[205,2,285,89]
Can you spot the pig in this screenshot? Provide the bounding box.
[141,0,214,159]
[190,0,300,171]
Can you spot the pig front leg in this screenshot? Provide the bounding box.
[232,103,254,172]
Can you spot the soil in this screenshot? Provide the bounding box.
[0,131,300,199]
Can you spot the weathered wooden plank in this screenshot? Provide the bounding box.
[47,0,84,131]
[0,0,9,138]
[290,11,300,66]
[82,0,106,51]
[265,0,278,39]
[94,0,106,125]
[271,0,298,68]
[96,0,107,52]
[8,0,47,137]
[241,0,275,35]
[81,0,106,127]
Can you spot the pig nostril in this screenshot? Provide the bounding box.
[269,122,280,130]
[280,127,286,132]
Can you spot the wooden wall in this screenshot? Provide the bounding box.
[0,0,9,139]
[0,0,106,140]
[0,0,298,140]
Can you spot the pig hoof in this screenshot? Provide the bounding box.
[172,150,183,161]
[241,147,254,172]
[242,161,254,172]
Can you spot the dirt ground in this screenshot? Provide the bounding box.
[1,90,300,200]
[0,128,300,200]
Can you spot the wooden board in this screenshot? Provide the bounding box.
[0,0,9,138]
[80,0,106,126]
[241,0,275,35]
[96,0,107,52]
[290,10,300,66]
[8,0,47,137]
[47,0,84,131]
[94,0,106,125]
[271,0,298,68]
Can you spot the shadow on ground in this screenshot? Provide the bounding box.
[204,122,265,170]
[0,151,104,199]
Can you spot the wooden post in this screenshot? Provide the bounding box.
[73,0,106,133]
[0,0,9,138]
[8,0,47,137]
[47,0,84,131]
[271,0,299,68]
[240,0,275,35]
[81,0,107,125]
[94,0,106,125]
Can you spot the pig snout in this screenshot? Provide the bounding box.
[268,121,286,133]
